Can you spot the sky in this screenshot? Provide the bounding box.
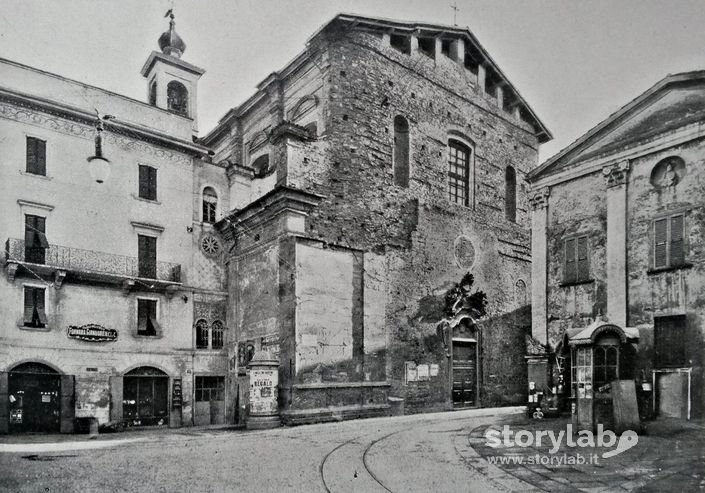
[1,0,704,163]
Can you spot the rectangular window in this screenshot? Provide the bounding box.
[24,286,47,328]
[448,141,471,207]
[138,165,158,200]
[564,236,589,284]
[195,376,225,402]
[654,214,686,269]
[137,299,159,336]
[138,235,157,279]
[654,315,687,367]
[390,34,411,55]
[24,214,48,264]
[26,137,46,176]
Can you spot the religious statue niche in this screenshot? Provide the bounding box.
[435,273,488,354]
[650,156,685,190]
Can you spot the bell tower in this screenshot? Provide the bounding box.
[141,11,205,134]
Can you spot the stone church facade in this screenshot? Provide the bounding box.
[205,14,551,422]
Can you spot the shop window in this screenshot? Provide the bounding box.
[23,286,47,328]
[195,376,225,402]
[571,346,592,398]
[593,344,619,388]
[138,164,158,201]
[393,115,410,187]
[137,235,157,279]
[448,139,472,207]
[505,166,516,222]
[195,319,209,349]
[26,137,46,176]
[653,214,686,269]
[654,315,687,367]
[564,236,589,284]
[390,34,411,55]
[166,81,189,116]
[24,214,48,264]
[202,187,218,224]
[212,320,225,350]
[137,299,159,336]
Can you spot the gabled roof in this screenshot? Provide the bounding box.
[528,70,705,182]
[202,13,551,146]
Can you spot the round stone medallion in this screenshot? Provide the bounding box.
[201,233,222,257]
[454,235,475,269]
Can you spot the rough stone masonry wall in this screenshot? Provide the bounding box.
[283,28,538,411]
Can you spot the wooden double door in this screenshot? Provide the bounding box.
[452,340,477,408]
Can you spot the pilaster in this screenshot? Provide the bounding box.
[529,187,550,345]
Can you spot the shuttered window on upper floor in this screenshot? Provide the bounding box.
[138,165,158,201]
[654,214,686,270]
[26,137,46,176]
[564,235,589,284]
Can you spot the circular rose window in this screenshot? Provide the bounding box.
[454,235,475,269]
[201,234,221,257]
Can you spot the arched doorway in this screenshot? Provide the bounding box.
[8,362,61,433]
[123,367,169,427]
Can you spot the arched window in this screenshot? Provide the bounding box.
[167,81,189,116]
[195,319,209,349]
[149,81,157,106]
[393,115,410,187]
[202,187,218,224]
[505,166,516,222]
[211,320,225,350]
[593,335,620,388]
[448,139,472,206]
[515,279,527,307]
[252,154,271,178]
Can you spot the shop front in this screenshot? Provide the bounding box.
[0,362,75,434]
[122,366,169,427]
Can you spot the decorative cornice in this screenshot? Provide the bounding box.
[0,99,195,165]
[528,187,550,210]
[602,160,630,188]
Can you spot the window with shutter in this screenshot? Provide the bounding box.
[653,214,687,270]
[564,238,576,283]
[138,235,157,279]
[654,315,687,367]
[202,187,218,224]
[137,299,158,336]
[23,287,47,328]
[654,218,668,269]
[138,165,157,200]
[24,215,48,264]
[26,137,46,176]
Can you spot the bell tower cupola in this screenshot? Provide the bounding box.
[141,10,205,134]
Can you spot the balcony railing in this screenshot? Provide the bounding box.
[5,238,181,283]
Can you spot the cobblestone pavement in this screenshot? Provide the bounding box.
[1,409,703,492]
[468,416,705,492]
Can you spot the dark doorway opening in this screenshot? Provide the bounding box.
[8,363,61,433]
[123,367,169,427]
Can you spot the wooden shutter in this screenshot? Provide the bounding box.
[36,139,46,176]
[655,316,686,367]
[35,288,47,325]
[138,235,157,279]
[0,372,8,434]
[23,287,34,324]
[670,214,685,267]
[109,376,123,423]
[26,137,36,173]
[577,236,589,281]
[149,166,157,200]
[59,375,75,433]
[565,238,577,283]
[138,299,148,332]
[654,218,668,268]
[24,215,36,247]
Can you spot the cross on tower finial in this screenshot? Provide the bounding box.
[451,1,460,26]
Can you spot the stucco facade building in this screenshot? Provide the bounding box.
[527,71,705,420]
[0,16,231,433]
[205,14,550,423]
